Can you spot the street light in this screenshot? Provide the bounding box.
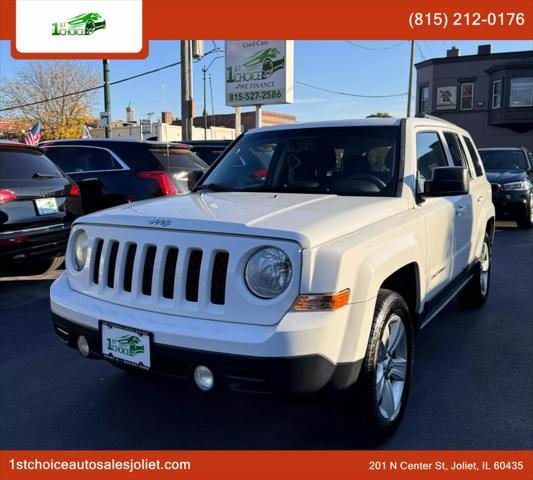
[202,56,224,140]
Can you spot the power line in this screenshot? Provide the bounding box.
[296,80,407,98]
[0,48,223,113]
[344,40,406,51]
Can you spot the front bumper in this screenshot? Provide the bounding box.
[492,189,531,220]
[51,274,373,394]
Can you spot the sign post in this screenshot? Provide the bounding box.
[225,40,294,123]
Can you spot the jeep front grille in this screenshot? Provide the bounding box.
[90,238,229,306]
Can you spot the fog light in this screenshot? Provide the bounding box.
[77,335,90,357]
[194,365,214,391]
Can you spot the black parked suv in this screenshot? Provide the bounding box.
[0,142,83,275]
[41,139,208,214]
[478,147,533,229]
[181,140,232,165]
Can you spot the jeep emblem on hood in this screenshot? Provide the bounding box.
[149,217,172,227]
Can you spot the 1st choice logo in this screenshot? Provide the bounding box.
[106,335,145,357]
[51,13,106,36]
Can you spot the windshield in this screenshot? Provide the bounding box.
[479,150,528,170]
[197,126,401,196]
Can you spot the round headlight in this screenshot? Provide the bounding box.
[244,247,292,299]
[72,229,89,271]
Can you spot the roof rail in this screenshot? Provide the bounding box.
[414,113,454,124]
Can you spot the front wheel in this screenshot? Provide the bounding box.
[458,233,491,308]
[336,289,413,443]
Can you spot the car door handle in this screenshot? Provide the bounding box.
[476,195,484,203]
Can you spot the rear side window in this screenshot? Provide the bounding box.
[148,148,207,170]
[44,147,123,173]
[0,148,62,179]
[444,131,474,178]
[416,132,448,184]
[462,136,484,177]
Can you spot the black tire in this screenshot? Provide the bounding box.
[516,195,532,229]
[458,233,491,308]
[336,289,414,444]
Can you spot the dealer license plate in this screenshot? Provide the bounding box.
[100,321,151,370]
[35,197,58,215]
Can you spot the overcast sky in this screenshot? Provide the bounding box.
[1,40,532,123]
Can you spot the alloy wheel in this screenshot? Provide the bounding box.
[375,314,408,421]
[480,241,490,296]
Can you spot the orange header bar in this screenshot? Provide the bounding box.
[1,450,532,480]
[1,0,533,59]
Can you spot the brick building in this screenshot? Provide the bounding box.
[173,110,296,132]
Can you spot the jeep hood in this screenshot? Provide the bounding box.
[77,193,409,248]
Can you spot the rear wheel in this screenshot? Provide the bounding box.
[517,194,532,229]
[458,234,491,308]
[336,289,413,443]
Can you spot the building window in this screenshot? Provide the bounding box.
[460,82,474,110]
[510,77,533,107]
[419,86,430,113]
[492,80,503,109]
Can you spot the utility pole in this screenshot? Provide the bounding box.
[102,59,111,138]
[255,105,262,128]
[235,107,241,136]
[202,66,208,140]
[209,74,216,130]
[406,40,415,117]
[180,40,193,141]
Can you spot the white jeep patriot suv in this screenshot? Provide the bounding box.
[51,117,495,440]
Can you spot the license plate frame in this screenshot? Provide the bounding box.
[100,320,152,370]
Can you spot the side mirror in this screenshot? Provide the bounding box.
[424,166,470,197]
[188,169,205,191]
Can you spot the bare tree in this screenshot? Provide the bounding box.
[0,61,99,139]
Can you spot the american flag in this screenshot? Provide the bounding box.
[82,125,92,139]
[24,121,41,146]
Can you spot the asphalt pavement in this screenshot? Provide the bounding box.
[1,224,531,449]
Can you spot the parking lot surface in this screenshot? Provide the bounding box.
[1,225,532,449]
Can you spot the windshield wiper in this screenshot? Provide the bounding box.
[194,183,233,192]
[32,172,60,179]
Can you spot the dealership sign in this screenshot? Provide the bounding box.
[225,40,294,107]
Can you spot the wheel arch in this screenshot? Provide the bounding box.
[486,216,495,243]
